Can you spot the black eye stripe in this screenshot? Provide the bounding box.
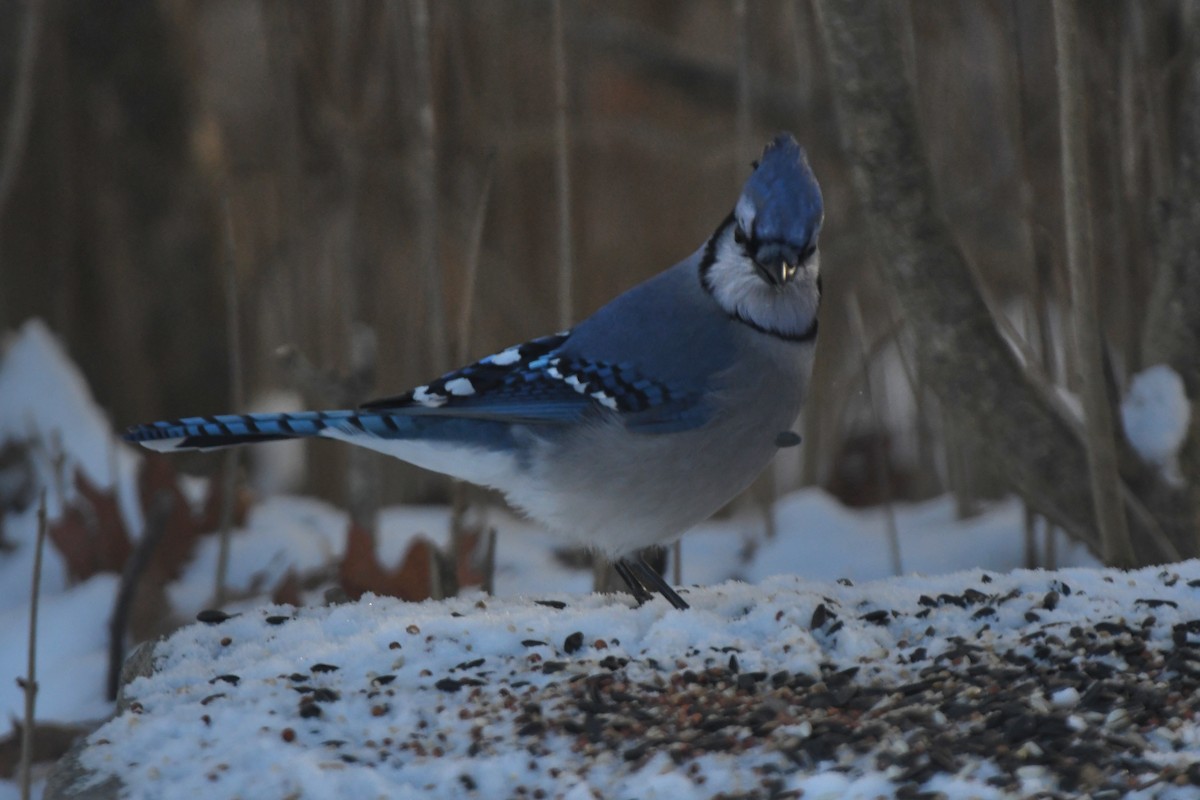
[731,217,817,267]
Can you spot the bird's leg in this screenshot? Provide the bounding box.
[613,559,655,605]
[630,557,690,610]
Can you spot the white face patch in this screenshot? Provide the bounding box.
[443,377,476,396]
[706,226,820,339]
[734,194,756,236]
[412,385,448,407]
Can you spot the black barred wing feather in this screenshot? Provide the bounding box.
[359,333,709,431]
[543,357,710,432]
[359,334,583,423]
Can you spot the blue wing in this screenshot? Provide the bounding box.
[359,332,710,432]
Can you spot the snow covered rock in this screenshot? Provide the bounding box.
[47,562,1200,800]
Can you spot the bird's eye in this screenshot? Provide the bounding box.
[733,225,747,246]
[799,242,816,263]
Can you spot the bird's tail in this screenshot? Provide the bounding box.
[123,411,401,452]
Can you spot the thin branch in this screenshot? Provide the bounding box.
[1043,514,1058,569]
[107,491,173,702]
[846,294,903,576]
[411,0,448,370]
[0,0,43,224]
[1120,482,1182,563]
[1023,504,1038,569]
[733,0,776,546]
[552,0,574,330]
[1053,0,1136,567]
[481,527,496,597]
[1008,0,1061,384]
[455,155,496,365]
[215,195,244,607]
[450,157,497,593]
[733,0,753,170]
[19,489,47,800]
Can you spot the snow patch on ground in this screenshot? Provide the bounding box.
[0,574,118,724]
[0,320,146,622]
[168,496,348,616]
[0,319,141,527]
[79,563,1200,799]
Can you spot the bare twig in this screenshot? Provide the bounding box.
[481,527,497,597]
[733,0,752,169]
[1043,514,1058,570]
[1023,504,1038,569]
[450,158,497,592]
[552,0,574,331]
[1009,0,1062,393]
[23,424,67,513]
[1120,482,1182,563]
[215,195,244,607]
[733,0,776,549]
[1008,1,1066,569]
[410,0,448,371]
[19,489,47,799]
[455,156,496,365]
[107,491,173,702]
[1053,0,1135,567]
[343,327,380,536]
[846,295,903,576]
[0,0,43,224]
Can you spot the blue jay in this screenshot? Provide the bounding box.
[125,134,824,610]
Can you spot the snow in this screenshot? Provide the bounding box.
[1,318,1197,799]
[0,320,141,527]
[0,575,118,723]
[75,564,1200,799]
[1123,365,1191,482]
[683,490,1097,586]
[166,496,348,615]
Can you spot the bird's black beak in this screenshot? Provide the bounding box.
[753,248,800,287]
[758,259,797,287]
[752,240,813,287]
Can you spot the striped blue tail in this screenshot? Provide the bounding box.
[124,411,407,452]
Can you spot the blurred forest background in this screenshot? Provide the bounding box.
[1,0,1198,569]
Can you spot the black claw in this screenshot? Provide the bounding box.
[613,560,655,605]
[630,557,690,610]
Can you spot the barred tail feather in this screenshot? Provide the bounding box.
[124,411,369,452]
[124,409,523,490]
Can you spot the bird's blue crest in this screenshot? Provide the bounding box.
[736,133,823,249]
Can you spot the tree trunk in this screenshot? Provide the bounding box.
[1052,0,1135,567]
[1140,9,1200,557]
[814,0,1175,563]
